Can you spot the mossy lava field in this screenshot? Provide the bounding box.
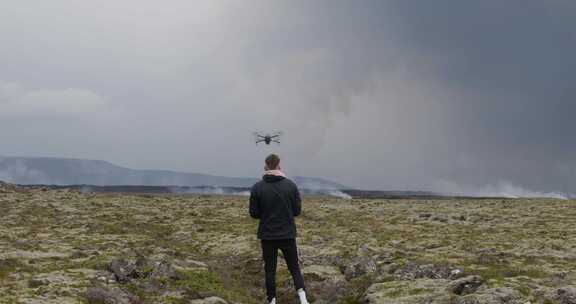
[1,185,575,304]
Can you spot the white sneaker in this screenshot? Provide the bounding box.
[298,288,309,304]
[269,298,276,304]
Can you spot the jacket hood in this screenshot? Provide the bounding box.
[263,174,286,183]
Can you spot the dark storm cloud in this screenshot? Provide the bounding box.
[387,1,576,193]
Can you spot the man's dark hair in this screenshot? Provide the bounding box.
[265,154,280,170]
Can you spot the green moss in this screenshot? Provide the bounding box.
[172,269,224,293]
[543,298,555,304]
[338,295,363,304]
[384,288,405,298]
[384,287,431,299]
[465,262,549,283]
[77,256,110,270]
[2,193,575,303]
[516,285,532,297]
[0,258,31,281]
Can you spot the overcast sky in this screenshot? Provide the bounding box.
[0,1,575,195]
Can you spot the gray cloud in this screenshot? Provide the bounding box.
[0,0,574,194]
[0,81,109,115]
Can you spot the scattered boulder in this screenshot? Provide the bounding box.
[419,213,432,219]
[28,278,48,288]
[106,256,181,284]
[452,215,468,221]
[107,259,136,283]
[342,256,377,280]
[149,259,179,280]
[556,286,576,304]
[430,215,449,223]
[394,262,463,280]
[91,256,220,303]
[85,286,139,304]
[448,275,483,295]
[300,265,346,303]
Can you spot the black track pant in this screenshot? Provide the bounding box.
[261,238,306,301]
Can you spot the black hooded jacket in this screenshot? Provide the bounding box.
[249,174,302,240]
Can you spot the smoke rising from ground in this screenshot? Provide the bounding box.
[170,186,250,197]
[169,186,351,199]
[295,179,352,199]
[435,180,572,200]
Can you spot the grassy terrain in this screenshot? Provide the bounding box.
[0,187,575,303]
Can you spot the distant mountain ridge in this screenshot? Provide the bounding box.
[0,156,347,189]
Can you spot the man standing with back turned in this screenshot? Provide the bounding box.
[249,154,309,304]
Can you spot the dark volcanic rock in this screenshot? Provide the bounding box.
[150,259,180,280]
[107,257,182,284]
[27,278,48,288]
[85,286,139,304]
[394,262,463,280]
[342,256,377,280]
[107,259,136,283]
[299,265,346,303]
[557,286,576,304]
[448,275,483,295]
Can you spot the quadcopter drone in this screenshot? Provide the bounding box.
[254,131,283,145]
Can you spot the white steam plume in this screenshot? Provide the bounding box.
[296,180,352,199]
[170,186,250,197]
[435,180,571,200]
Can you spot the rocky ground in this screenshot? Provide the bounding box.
[0,182,575,304]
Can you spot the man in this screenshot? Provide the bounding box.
[249,154,309,304]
